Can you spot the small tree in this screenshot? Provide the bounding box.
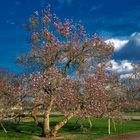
[0,70,21,132]
[124,64,140,112]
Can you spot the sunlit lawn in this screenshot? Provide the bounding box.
[125,111,140,116]
[0,115,140,140]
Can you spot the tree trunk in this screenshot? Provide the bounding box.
[43,96,55,137]
[0,121,7,133]
[108,118,111,135]
[43,113,50,137]
[88,117,92,128]
[112,118,116,132]
[32,114,39,125]
[50,105,80,137]
[32,97,39,125]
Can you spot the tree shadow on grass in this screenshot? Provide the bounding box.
[0,120,42,137]
[1,117,108,139]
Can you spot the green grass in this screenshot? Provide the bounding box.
[0,115,140,140]
[125,111,140,116]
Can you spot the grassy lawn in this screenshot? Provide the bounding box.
[0,115,140,140]
[125,112,140,116]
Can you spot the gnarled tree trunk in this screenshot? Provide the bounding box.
[43,112,50,137]
[43,96,55,137]
[50,105,80,137]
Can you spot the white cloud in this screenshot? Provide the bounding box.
[107,60,134,74]
[105,32,140,78]
[120,73,132,79]
[114,32,140,60]
[106,32,140,53]
[130,32,140,45]
[105,38,128,51]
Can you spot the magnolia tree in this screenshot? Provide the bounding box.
[123,65,140,111]
[0,70,21,132]
[17,5,128,137]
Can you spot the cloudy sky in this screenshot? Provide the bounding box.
[0,0,140,74]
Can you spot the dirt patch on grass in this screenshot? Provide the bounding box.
[99,131,140,140]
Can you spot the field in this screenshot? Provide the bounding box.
[0,115,140,140]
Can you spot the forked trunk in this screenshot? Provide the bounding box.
[43,113,50,137]
[43,96,55,137]
[50,105,80,137]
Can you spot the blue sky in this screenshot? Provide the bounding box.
[0,0,140,75]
